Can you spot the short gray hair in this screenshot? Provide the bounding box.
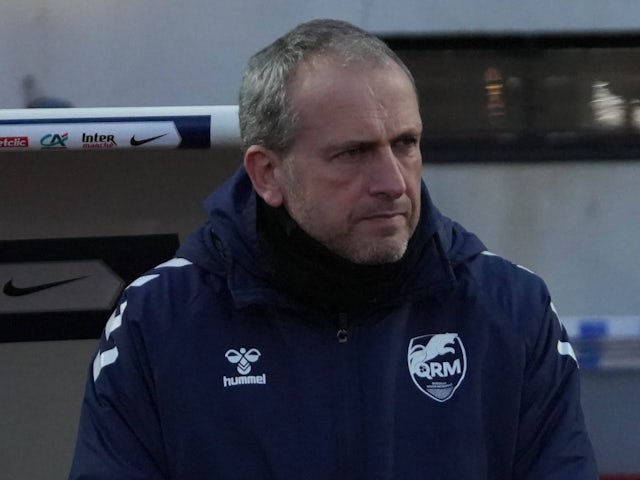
[238,19,416,154]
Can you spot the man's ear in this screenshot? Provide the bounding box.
[243,145,285,207]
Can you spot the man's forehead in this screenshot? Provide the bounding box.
[290,51,412,89]
[290,61,416,113]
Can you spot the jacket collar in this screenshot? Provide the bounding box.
[178,168,467,311]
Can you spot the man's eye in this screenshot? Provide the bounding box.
[398,137,418,147]
[344,148,360,157]
[337,146,362,159]
[393,137,419,153]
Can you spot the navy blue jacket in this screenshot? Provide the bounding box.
[69,168,597,479]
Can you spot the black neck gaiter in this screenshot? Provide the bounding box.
[257,198,428,314]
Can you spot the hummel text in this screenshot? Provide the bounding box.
[223,373,266,387]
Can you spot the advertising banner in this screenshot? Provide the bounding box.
[0,106,239,151]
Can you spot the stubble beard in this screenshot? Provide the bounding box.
[286,192,413,265]
[280,160,414,265]
[337,234,410,265]
[295,209,411,265]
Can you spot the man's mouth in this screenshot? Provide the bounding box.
[363,211,405,220]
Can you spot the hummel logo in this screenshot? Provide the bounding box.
[225,347,260,374]
[130,133,168,146]
[223,347,266,387]
[3,276,89,297]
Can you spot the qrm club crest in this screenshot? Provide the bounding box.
[408,333,467,402]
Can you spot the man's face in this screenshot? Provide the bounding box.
[273,56,423,265]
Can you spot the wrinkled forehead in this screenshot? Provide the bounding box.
[285,57,422,148]
[304,48,398,69]
[289,52,417,104]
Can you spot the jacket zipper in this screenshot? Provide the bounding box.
[335,311,354,478]
[336,312,349,343]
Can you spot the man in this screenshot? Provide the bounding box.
[69,19,598,479]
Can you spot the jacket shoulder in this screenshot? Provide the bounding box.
[117,257,218,324]
[458,250,557,345]
[464,249,551,304]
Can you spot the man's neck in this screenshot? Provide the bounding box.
[256,198,427,313]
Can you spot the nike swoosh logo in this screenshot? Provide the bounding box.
[130,133,168,146]
[3,276,89,297]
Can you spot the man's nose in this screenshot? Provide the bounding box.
[368,147,406,198]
